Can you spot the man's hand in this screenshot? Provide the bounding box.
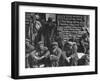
[40,56,45,59]
[66,57,71,63]
[50,55,58,61]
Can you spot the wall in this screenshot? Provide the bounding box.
[57,14,88,40]
[0,0,99,81]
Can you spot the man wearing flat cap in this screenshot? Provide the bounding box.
[25,39,35,68]
[30,41,50,67]
[50,42,62,67]
[62,41,78,66]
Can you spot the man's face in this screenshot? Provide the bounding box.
[26,41,30,46]
[52,45,57,49]
[69,44,72,49]
[39,44,44,50]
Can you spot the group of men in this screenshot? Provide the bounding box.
[25,14,90,68]
[25,39,81,68]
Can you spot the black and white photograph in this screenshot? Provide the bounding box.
[11,1,97,79]
[25,13,90,68]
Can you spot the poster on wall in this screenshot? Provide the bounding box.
[11,1,98,79]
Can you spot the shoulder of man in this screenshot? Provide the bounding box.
[57,48,62,52]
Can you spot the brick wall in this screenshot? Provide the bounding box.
[57,14,89,40]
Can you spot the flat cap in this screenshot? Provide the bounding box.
[38,41,44,45]
[25,39,30,42]
[52,42,58,45]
